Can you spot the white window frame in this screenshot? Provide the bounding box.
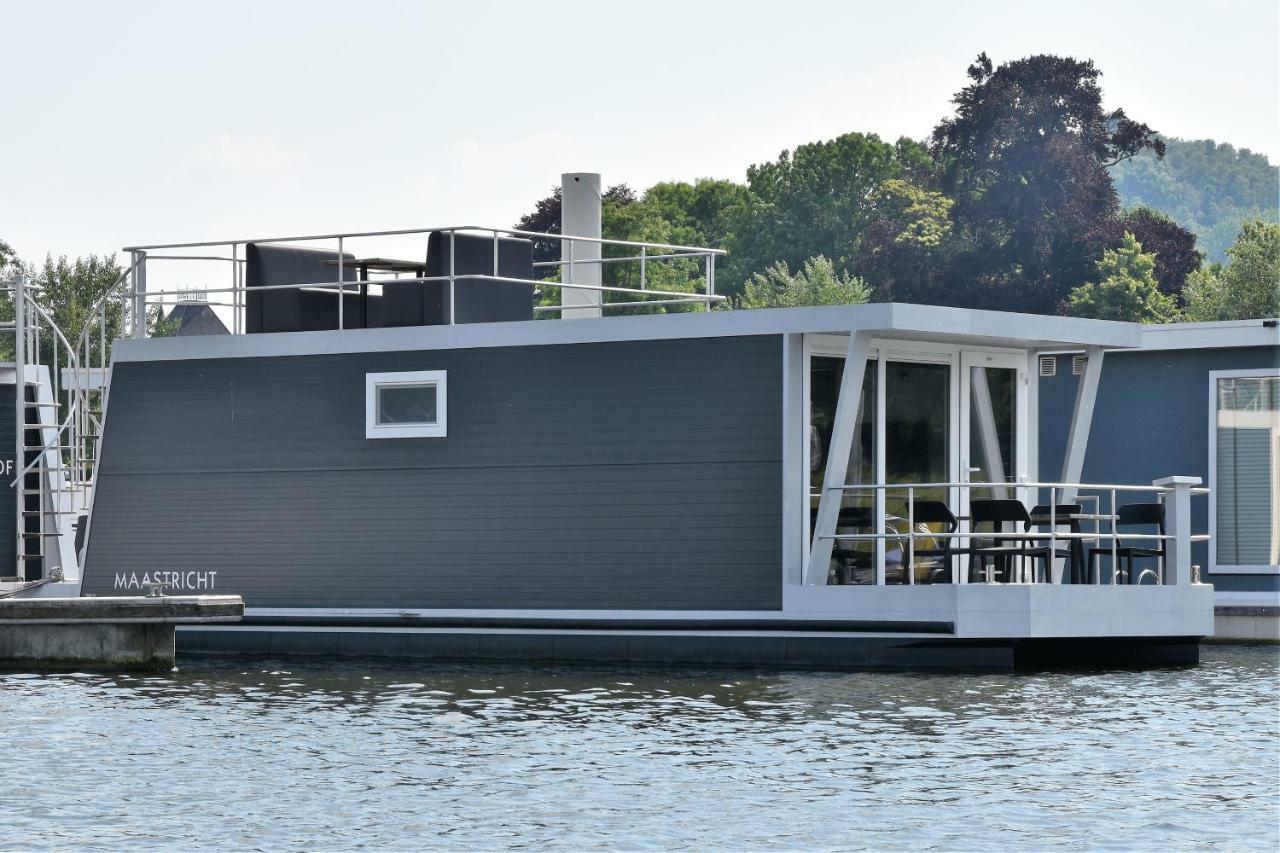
[1208,367,1280,575]
[365,370,448,439]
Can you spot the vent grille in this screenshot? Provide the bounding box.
[1039,356,1056,377]
[1072,355,1088,375]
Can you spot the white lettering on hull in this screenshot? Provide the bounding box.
[113,570,218,591]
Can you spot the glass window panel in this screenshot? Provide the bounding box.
[377,384,438,426]
[1215,376,1280,567]
[885,361,951,584]
[968,366,1017,501]
[809,355,876,584]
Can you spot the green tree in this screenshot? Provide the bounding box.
[724,133,928,295]
[734,255,870,309]
[1066,232,1178,322]
[857,178,955,303]
[932,53,1165,312]
[1182,220,1280,320]
[1093,207,1202,300]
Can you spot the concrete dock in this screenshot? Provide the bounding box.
[0,595,244,669]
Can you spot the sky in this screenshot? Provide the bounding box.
[1,0,1277,267]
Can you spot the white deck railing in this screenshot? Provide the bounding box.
[116,225,728,336]
[811,479,1209,587]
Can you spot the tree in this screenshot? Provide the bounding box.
[1066,232,1177,323]
[1093,207,1202,299]
[932,53,1166,313]
[734,255,870,309]
[514,183,638,268]
[857,178,954,303]
[1112,137,1279,262]
[724,133,927,295]
[1182,220,1280,320]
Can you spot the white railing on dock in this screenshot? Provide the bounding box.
[809,479,1209,587]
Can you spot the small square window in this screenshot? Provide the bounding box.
[1072,355,1087,375]
[365,370,447,439]
[1038,356,1057,377]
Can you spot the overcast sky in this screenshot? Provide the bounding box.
[2,0,1277,264]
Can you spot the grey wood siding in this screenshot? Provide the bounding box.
[82,336,784,610]
[1038,344,1280,592]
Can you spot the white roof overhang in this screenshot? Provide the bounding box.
[113,302,1143,363]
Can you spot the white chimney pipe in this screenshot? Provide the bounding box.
[559,172,602,319]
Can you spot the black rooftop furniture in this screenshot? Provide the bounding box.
[383,233,535,327]
[245,244,360,333]
[1088,502,1166,584]
[246,233,536,333]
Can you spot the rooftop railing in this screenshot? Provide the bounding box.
[117,225,728,337]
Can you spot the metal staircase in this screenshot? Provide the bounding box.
[2,268,129,592]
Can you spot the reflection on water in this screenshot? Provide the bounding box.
[2,647,1277,850]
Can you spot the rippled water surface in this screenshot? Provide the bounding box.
[2,646,1277,850]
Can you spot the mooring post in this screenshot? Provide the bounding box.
[1154,475,1200,586]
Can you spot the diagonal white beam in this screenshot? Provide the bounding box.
[806,331,871,585]
[1060,345,1105,504]
[970,366,1010,500]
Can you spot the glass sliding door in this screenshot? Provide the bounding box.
[883,360,951,584]
[966,364,1018,500]
[808,354,877,583]
[960,351,1026,500]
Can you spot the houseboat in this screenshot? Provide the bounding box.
[1039,320,1279,641]
[0,173,1220,668]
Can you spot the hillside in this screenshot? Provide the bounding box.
[1111,138,1279,262]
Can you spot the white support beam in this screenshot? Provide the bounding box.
[1060,345,1105,504]
[781,333,805,586]
[806,331,871,585]
[970,366,1010,500]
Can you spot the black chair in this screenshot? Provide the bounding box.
[1024,503,1082,583]
[969,499,1032,583]
[811,505,875,584]
[1088,503,1166,585]
[908,500,959,584]
[245,243,361,333]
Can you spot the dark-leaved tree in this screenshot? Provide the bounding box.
[1092,207,1202,300]
[514,183,638,269]
[932,53,1166,313]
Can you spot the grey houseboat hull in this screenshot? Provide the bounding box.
[76,305,1215,669]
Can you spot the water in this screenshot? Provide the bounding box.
[2,646,1277,851]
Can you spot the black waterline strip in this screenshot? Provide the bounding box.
[239,615,955,634]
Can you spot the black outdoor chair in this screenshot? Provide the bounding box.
[245,243,361,333]
[969,499,1032,583]
[908,500,959,584]
[812,505,875,584]
[1024,503,1083,584]
[1088,503,1166,585]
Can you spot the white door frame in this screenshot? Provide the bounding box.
[799,334,1030,584]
